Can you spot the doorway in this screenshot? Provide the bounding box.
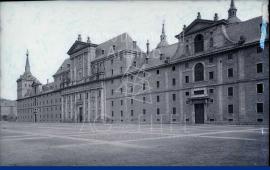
[79,107,83,123]
[195,103,204,124]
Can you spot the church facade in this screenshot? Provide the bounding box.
[16,0,269,124]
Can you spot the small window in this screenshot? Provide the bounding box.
[173,107,176,114]
[120,88,123,94]
[143,109,146,115]
[194,90,204,95]
[111,69,114,76]
[228,104,233,114]
[172,94,176,101]
[121,100,123,105]
[172,78,176,86]
[228,68,233,78]
[113,45,116,50]
[111,89,114,95]
[111,101,114,107]
[121,111,123,117]
[257,46,262,53]
[156,70,160,74]
[157,108,160,115]
[131,110,134,116]
[257,103,263,113]
[209,71,214,80]
[209,57,213,63]
[209,89,214,94]
[172,66,176,71]
[102,50,105,55]
[143,83,146,90]
[111,59,114,64]
[111,111,114,117]
[143,97,146,104]
[131,99,133,105]
[157,95,160,102]
[111,79,114,84]
[156,81,160,88]
[185,63,189,68]
[257,63,263,73]
[228,87,233,96]
[185,91,189,96]
[257,83,263,93]
[185,76,189,83]
[228,53,233,60]
[257,119,263,122]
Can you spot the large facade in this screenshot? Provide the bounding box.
[17,0,269,124]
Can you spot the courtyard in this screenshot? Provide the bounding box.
[0,121,268,166]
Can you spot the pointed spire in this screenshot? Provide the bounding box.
[25,49,30,73]
[228,0,237,18]
[156,20,169,49]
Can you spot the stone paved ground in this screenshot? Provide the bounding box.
[0,121,268,165]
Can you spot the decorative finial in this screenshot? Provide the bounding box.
[214,13,219,21]
[197,12,201,19]
[78,34,82,41]
[26,49,29,57]
[146,40,150,54]
[87,36,91,43]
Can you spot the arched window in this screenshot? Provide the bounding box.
[194,63,204,81]
[194,34,204,53]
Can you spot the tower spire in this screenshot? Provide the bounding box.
[25,49,30,73]
[228,0,237,19]
[156,20,169,49]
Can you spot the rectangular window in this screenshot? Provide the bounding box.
[257,63,263,73]
[120,67,123,73]
[228,104,233,114]
[228,87,233,96]
[111,111,114,117]
[143,83,146,90]
[209,89,214,94]
[209,71,214,80]
[111,89,114,95]
[111,101,114,107]
[157,108,160,115]
[121,100,123,105]
[257,83,263,93]
[228,68,233,78]
[185,63,189,68]
[172,78,176,86]
[228,53,233,60]
[111,69,114,76]
[172,94,176,101]
[194,90,204,95]
[172,66,176,71]
[156,69,160,74]
[131,110,134,116]
[157,95,160,102]
[131,99,133,105]
[121,110,123,117]
[209,57,213,63]
[120,88,123,94]
[143,97,146,104]
[143,109,146,115]
[185,91,189,96]
[111,59,113,64]
[173,107,176,114]
[185,76,189,83]
[130,86,133,93]
[257,103,263,113]
[156,81,160,88]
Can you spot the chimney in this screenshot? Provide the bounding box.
[197,12,201,19]
[87,36,91,43]
[146,40,150,55]
[214,13,219,21]
[78,34,82,41]
[133,41,137,49]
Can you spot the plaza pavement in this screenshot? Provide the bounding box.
[0,121,268,165]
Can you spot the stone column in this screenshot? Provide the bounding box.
[65,96,68,121]
[74,94,77,123]
[217,58,223,122]
[83,92,86,122]
[71,94,73,122]
[165,71,169,123]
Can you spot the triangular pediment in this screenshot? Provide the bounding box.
[67,41,89,55]
[184,19,215,35]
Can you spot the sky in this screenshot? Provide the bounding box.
[0,0,267,100]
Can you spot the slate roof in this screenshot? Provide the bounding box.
[95,33,142,59]
[54,58,71,76]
